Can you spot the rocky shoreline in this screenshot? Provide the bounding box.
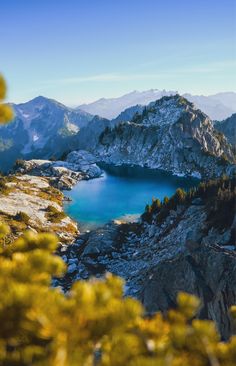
[14,150,103,190]
[0,150,106,245]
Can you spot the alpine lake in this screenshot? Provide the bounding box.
[64,164,199,231]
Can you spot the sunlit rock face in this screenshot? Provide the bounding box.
[94,95,235,179]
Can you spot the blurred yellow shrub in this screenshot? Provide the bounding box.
[0,224,236,366]
[0,75,14,123]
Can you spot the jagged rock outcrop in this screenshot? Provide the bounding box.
[94,95,235,179]
[14,150,102,190]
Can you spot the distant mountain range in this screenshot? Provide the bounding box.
[0,92,235,173]
[78,90,176,119]
[78,90,236,121]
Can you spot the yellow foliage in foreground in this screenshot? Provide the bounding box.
[0,224,236,366]
[0,75,14,123]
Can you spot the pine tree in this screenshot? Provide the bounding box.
[175,188,186,203]
[163,196,169,205]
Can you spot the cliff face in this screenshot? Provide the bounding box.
[94,96,235,179]
[141,243,236,340]
[214,113,236,147]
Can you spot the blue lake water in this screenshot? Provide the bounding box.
[64,165,199,231]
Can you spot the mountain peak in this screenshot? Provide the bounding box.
[96,95,234,179]
[24,95,67,109]
[19,95,53,106]
[131,94,200,127]
[31,95,49,103]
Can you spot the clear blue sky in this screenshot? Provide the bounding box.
[1,0,235,105]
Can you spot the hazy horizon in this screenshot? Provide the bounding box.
[7,88,236,108]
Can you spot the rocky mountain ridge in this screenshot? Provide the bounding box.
[0,96,93,171]
[11,95,235,182]
[93,95,235,179]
